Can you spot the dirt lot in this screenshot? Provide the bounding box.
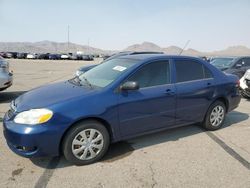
[0,59,249,188]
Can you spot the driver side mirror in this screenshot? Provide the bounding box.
[120,81,139,91]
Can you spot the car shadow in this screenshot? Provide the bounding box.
[0,91,26,103]
[30,110,249,168]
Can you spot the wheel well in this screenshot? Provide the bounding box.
[215,97,229,112]
[59,117,113,154]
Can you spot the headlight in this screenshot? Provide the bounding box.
[14,109,53,125]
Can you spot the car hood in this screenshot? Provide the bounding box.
[14,81,94,112]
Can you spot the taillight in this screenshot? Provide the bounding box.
[236,80,240,88]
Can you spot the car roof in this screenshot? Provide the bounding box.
[118,53,201,61]
[212,57,237,59]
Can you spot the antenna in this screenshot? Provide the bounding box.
[179,40,190,55]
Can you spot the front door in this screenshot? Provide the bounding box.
[118,60,176,137]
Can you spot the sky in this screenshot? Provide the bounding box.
[0,0,250,51]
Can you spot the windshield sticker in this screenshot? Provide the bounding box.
[112,66,127,72]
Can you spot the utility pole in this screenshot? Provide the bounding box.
[67,25,70,53]
[87,38,90,54]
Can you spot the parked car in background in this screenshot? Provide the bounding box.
[81,55,94,61]
[37,53,50,60]
[70,54,85,60]
[26,53,38,59]
[211,57,250,78]
[75,51,164,76]
[3,54,240,165]
[0,52,13,59]
[61,54,70,60]
[17,53,28,59]
[0,57,13,91]
[239,69,250,98]
[49,54,61,60]
[9,52,18,59]
[69,54,78,60]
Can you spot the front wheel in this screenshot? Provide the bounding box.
[203,101,226,131]
[62,120,110,165]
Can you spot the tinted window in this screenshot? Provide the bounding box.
[242,58,250,66]
[204,66,213,78]
[175,60,204,82]
[127,61,170,88]
[210,58,234,69]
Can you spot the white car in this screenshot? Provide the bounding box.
[61,54,70,59]
[239,69,250,98]
[0,57,13,91]
[26,53,37,59]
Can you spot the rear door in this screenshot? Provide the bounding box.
[118,60,176,137]
[174,59,215,125]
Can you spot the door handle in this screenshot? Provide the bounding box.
[165,89,175,95]
[207,82,212,86]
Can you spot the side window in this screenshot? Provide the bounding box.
[243,58,250,66]
[175,60,204,82]
[127,61,170,88]
[203,66,213,78]
[239,59,246,67]
[237,58,250,67]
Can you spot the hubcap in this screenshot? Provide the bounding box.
[72,129,104,160]
[210,105,224,127]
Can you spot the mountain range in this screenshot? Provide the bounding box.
[0,41,250,57]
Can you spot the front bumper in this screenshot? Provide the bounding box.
[0,72,13,91]
[3,113,65,158]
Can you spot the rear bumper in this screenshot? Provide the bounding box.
[228,94,241,112]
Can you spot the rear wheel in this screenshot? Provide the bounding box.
[62,120,110,165]
[203,101,226,131]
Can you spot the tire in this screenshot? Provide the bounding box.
[62,120,110,165]
[203,101,226,131]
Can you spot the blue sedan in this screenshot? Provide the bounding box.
[3,54,241,165]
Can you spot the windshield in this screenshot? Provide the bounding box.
[78,58,138,88]
[210,58,235,69]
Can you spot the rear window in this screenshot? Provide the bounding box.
[175,60,212,82]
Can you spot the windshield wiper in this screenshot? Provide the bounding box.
[81,76,93,89]
[69,77,82,86]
